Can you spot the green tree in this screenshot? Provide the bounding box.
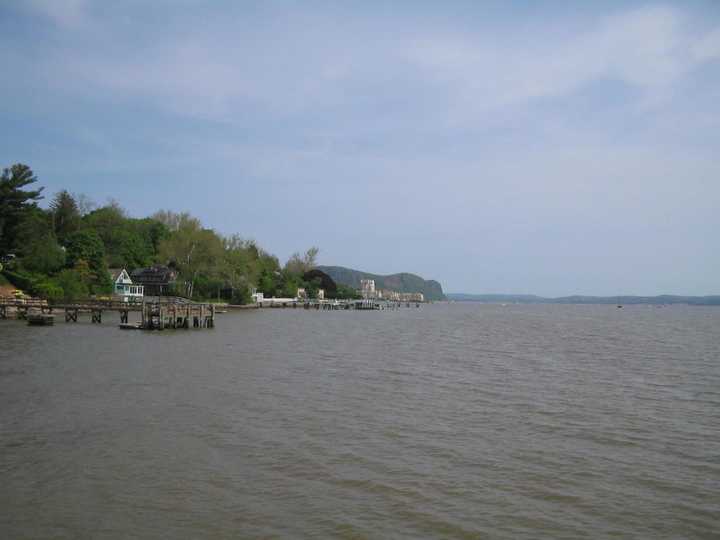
[12,207,65,275]
[0,164,44,253]
[22,236,66,274]
[56,269,89,301]
[65,230,111,294]
[34,280,64,302]
[157,212,224,298]
[284,246,319,276]
[81,205,166,269]
[50,190,81,243]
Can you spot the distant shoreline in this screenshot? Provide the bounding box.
[446,293,720,306]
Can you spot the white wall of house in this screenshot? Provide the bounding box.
[113,269,144,301]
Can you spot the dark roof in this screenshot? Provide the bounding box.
[130,265,177,284]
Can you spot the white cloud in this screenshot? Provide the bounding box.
[405,6,715,116]
[28,4,719,130]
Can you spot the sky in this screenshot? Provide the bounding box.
[1,0,719,296]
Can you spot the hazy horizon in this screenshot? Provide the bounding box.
[445,291,720,298]
[1,1,718,296]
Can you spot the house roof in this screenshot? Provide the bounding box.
[130,265,177,284]
[109,268,124,281]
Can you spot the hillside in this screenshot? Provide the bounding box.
[446,293,720,305]
[317,266,446,301]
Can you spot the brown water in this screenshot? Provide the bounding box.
[1,303,719,539]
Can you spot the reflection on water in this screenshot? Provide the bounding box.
[1,304,719,538]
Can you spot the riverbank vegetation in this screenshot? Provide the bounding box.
[0,163,353,303]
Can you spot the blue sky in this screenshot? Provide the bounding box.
[1,1,719,296]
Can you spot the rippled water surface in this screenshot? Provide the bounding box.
[1,303,719,538]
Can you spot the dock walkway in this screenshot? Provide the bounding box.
[0,296,215,330]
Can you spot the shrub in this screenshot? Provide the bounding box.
[34,281,64,302]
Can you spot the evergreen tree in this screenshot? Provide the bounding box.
[50,190,80,243]
[0,164,44,253]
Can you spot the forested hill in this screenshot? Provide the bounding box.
[317,266,446,301]
[446,293,720,305]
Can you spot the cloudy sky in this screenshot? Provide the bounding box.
[1,1,719,296]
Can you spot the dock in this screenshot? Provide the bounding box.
[0,296,216,330]
[252,298,420,310]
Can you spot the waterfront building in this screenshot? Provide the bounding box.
[251,288,264,304]
[296,288,307,300]
[378,289,401,301]
[360,279,376,299]
[110,268,144,302]
[130,265,178,296]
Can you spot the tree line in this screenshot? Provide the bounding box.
[0,163,357,302]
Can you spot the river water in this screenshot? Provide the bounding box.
[1,303,718,538]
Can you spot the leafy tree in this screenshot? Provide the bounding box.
[50,190,81,243]
[13,207,66,274]
[14,207,53,250]
[65,229,111,294]
[34,280,64,302]
[82,205,167,269]
[158,212,224,298]
[334,284,361,300]
[284,246,319,276]
[21,236,66,274]
[0,164,44,253]
[56,269,89,301]
[74,193,96,216]
[66,229,105,268]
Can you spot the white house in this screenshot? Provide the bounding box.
[110,268,144,302]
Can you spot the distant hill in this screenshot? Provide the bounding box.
[317,266,446,301]
[446,293,720,306]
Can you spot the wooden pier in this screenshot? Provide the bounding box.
[254,298,420,310]
[0,296,215,330]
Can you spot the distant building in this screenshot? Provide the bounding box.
[360,279,376,299]
[110,268,144,302]
[296,288,307,300]
[378,289,400,301]
[317,289,325,300]
[251,288,264,304]
[130,265,178,296]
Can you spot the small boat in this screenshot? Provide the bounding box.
[28,314,54,326]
